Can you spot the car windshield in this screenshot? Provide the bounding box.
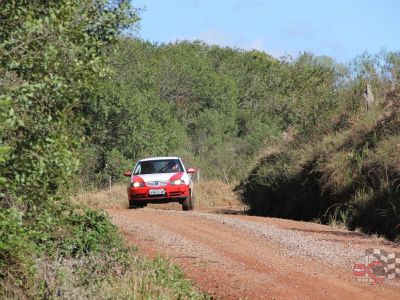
[133,159,183,175]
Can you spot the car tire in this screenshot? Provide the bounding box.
[189,190,194,210]
[182,190,194,211]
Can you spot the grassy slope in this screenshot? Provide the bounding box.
[237,101,400,242]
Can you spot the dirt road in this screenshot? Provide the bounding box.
[108,207,400,299]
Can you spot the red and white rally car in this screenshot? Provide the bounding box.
[124,157,196,210]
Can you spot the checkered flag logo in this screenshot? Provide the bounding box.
[365,248,400,280]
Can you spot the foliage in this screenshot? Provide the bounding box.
[1,200,208,299]
[0,2,207,298]
[0,208,36,293]
[0,0,137,208]
[25,203,125,258]
[31,251,208,300]
[0,0,138,296]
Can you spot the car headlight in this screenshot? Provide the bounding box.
[170,179,184,185]
[132,182,145,188]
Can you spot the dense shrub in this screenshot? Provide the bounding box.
[0,0,137,296]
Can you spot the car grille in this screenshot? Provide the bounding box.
[146,180,168,187]
[134,194,146,199]
[169,191,183,197]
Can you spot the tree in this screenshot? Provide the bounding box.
[0,0,137,208]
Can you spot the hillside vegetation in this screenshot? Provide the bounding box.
[236,53,400,241]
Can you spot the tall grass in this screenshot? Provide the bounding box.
[33,252,206,300]
[1,249,206,299]
[236,103,400,242]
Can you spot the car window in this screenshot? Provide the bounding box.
[133,159,183,174]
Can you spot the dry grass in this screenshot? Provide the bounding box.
[71,180,242,210]
[71,184,128,209]
[33,252,206,300]
[194,180,241,208]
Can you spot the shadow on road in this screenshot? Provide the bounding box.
[209,207,248,215]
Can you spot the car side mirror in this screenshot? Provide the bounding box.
[123,170,132,177]
[187,168,196,174]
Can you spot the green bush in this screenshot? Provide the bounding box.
[0,0,138,296]
[0,201,132,298]
[0,208,36,288]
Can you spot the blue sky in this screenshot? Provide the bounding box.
[132,0,399,63]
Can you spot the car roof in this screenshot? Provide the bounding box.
[139,156,181,162]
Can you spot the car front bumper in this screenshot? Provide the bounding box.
[127,185,189,202]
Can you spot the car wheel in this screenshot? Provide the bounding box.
[181,190,194,211]
[189,190,194,210]
[181,197,189,211]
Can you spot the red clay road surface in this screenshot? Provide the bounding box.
[108,207,400,300]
